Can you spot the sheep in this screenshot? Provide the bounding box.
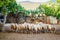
[36,23,44,33]
[52,25,60,34]
[43,24,49,33]
[17,24,24,33]
[17,24,22,30]
[15,24,22,32]
[38,22,49,33]
[2,23,12,32]
[35,24,42,33]
[24,23,34,34]
[3,22,60,34]
[11,23,17,32]
[31,24,40,33]
[47,24,55,33]
[20,22,30,33]
[29,24,34,33]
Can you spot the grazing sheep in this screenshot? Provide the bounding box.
[28,24,35,33]
[2,23,12,32]
[43,24,49,33]
[36,25,42,33]
[11,23,17,32]
[32,24,39,33]
[17,24,24,33]
[38,22,49,33]
[48,25,55,33]
[2,22,60,34]
[53,25,60,34]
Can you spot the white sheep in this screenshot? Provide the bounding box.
[2,23,12,32]
[47,24,55,33]
[16,24,23,33]
[53,25,60,33]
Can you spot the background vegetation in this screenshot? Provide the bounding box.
[0,0,60,24]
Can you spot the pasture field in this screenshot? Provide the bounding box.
[0,32,60,40]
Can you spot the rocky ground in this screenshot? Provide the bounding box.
[0,32,60,40]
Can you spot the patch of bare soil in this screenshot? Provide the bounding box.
[0,32,60,40]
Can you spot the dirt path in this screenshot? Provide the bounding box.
[0,32,60,40]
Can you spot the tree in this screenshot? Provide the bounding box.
[2,0,16,24]
[56,0,60,3]
[38,4,50,16]
[37,3,60,20]
[0,0,20,24]
[17,5,26,17]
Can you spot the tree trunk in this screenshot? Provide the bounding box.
[2,13,7,32]
[3,14,7,25]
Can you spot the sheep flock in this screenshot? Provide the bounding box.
[2,22,60,34]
